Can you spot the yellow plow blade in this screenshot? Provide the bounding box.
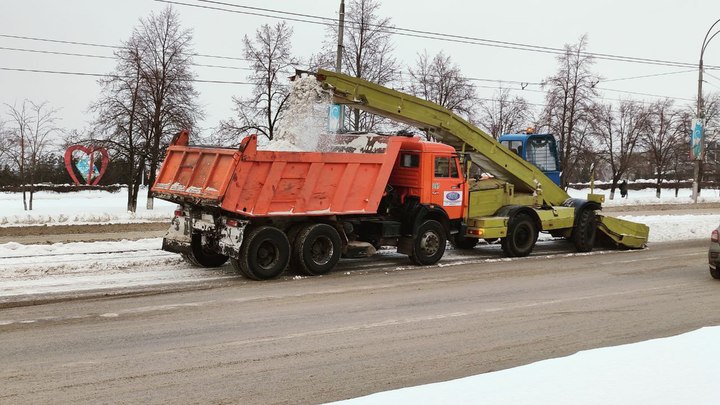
[597,215,649,249]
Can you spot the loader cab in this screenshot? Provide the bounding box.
[499,133,562,186]
[389,139,466,221]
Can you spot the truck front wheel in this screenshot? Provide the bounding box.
[409,220,446,265]
[501,214,537,257]
[232,226,290,280]
[292,223,342,276]
[183,233,229,267]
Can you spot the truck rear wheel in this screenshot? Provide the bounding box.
[501,213,537,257]
[292,223,342,276]
[231,226,290,280]
[409,220,446,265]
[183,233,229,267]
[572,209,597,252]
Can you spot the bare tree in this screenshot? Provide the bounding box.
[315,0,398,131]
[698,92,720,192]
[642,99,685,197]
[0,119,11,166]
[542,35,600,188]
[408,50,477,118]
[590,100,649,198]
[219,22,296,144]
[139,7,202,209]
[91,6,201,212]
[5,100,60,210]
[478,88,534,139]
[704,92,720,140]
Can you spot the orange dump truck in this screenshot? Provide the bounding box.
[152,130,469,279]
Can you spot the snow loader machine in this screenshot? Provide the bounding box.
[310,69,648,255]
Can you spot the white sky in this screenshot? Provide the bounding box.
[1,0,720,136]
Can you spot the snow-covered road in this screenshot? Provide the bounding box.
[2,187,719,302]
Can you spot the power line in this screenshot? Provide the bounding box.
[0,66,254,85]
[1,29,706,101]
[602,69,698,83]
[161,0,720,70]
[595,86,695,102]
[0,45,254,71]
[0,33,252,63]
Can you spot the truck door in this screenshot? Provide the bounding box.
[431,155,464,220]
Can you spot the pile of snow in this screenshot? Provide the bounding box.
[262,74,335,152]
[329,326,720,405]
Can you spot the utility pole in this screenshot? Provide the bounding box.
[334,0,345,133]
[335,0,345,73]
[693,18,720,203]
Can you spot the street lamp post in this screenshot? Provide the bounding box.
[693,18,720,203]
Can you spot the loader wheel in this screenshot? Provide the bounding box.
[572,209,597,253]
[292,223,342,276]
[185,233,229,267]
[451,233,479,250]
[501,213,537,257]
[409,220,446,265]
[231,226,290,280]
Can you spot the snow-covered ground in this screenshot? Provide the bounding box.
[329,326,720,405]
[1,186,718,405]
[0,188,176,226]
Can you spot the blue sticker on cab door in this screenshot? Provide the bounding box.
[444,191,462,206]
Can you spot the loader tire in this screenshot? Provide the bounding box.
[409,220,446,265]
[572,209,597,253]
[501,213,537,257]
[292,223,342,276]
[186,233,229,267]
[232,226,290,280]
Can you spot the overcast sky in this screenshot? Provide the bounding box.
[1,0,719,137]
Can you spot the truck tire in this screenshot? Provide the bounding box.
[711,266,720,280]
[451,233,479,250]
[572,209,597,252]
[501,213,537,257]
[231,226,290,280]
[184,233,229,267]
[292,223,342,276]
[409,220,446,265]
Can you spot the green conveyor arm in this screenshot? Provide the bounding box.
[316,69,570,206]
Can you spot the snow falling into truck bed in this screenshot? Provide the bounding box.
[262,74,334,152]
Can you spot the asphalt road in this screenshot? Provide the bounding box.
[1,239,718,404]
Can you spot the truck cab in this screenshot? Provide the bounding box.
[389,138,466,222]
[498,133,562,186]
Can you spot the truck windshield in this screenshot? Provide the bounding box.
[526,139,557,171]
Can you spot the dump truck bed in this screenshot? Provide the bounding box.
[152,134,405,217]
